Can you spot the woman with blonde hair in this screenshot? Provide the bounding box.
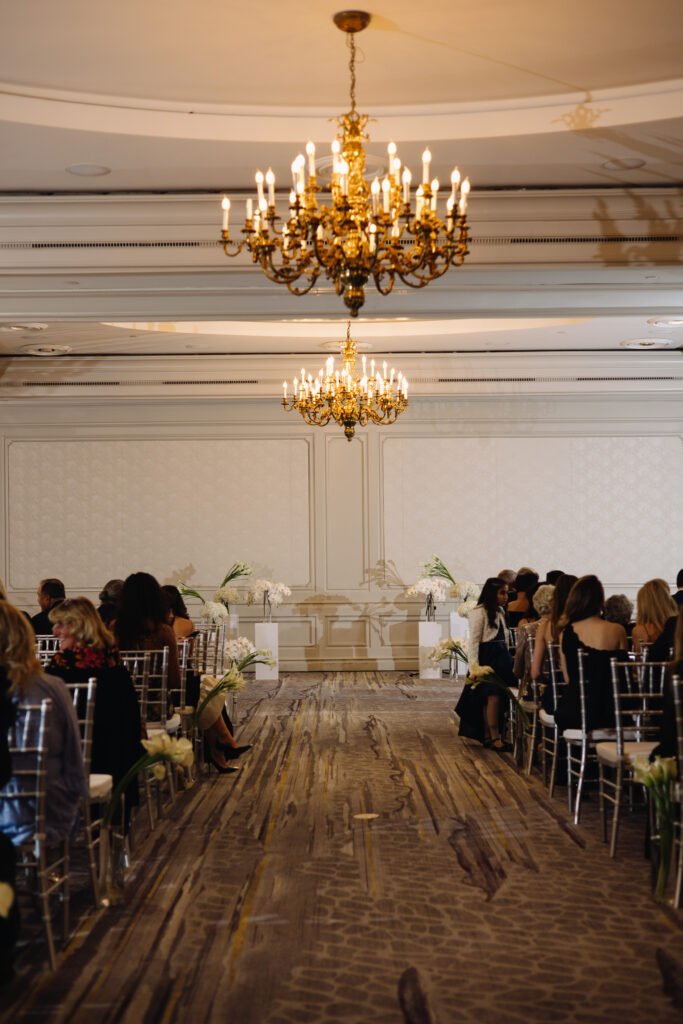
[0,601,86,845]
[46,597,141,818]
[632,578,678,654]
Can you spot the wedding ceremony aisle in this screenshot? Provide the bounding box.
[4,671,683,1024]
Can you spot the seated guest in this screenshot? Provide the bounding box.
[46,597,141,820]
[517,581,542,628]
[531,573,578,710]
[30,578,65,636]
[545,570,564,585]
[0,602,87,846]
[555,575,628,733]
[455,577,515,750]
[116,573,248,772]
[506,570,540,628]
[0,578,6,601]
[97,579,124,627]
[651,606,683,760]
[0,663,19,985]
[674,569,683,608]
[513,584,554,697]
[631,578,678,654]
[161,585,195,640]
[603,594,634,636]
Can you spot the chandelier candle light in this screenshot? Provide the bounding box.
[219,10,470,317]
[283,322,408,441]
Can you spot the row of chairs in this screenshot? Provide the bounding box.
[5,622,229,970]
[512,638,682,905]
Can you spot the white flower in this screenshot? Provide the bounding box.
[429,637,468,663]
[167,736,194,767]
[458,599,478,616]
[406,578,450,603]
[214,585,241,606]
[150,762,167,780]
[203,665,247,693]
[225,636,256,664]
[142,733,172,756]
[247,579,292,606]
[0,882,14,918]
[201,601,229,622]
[450,580,480,601]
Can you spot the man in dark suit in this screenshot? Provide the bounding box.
[30,578,65,635]
[674,569,683,608]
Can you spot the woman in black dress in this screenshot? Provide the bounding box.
[455,577,515,750]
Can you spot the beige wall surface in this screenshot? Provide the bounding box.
[1,392,681,669]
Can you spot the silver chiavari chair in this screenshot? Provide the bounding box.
[119,650,155,828]
[516,633,541,775]
[64,678,105,907]
[34,634,60,665]
[538,641,565,798]
[672,674,682,909]
[595,658,667,857]
[1,699,70,971]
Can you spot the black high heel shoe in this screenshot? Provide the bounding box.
[217,743,252,760]
[207,754,239,774]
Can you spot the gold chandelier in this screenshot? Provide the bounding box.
[219,10,470,318]
[282,324,408,441]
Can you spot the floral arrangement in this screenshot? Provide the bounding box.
[406,577,450,621]
[103,732,194,828]
[467,662,528,727]
[247,579,292,622]
[428,637,468,664]
[633,755,678,902]
[195,644,275,725]
[421,555,480,616]
[178,561,253,620]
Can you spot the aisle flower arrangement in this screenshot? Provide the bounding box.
[103,732,194,829]
[633,755,678,902]
[178,561,252,621]
[195,639,275,725]
[422,554,480,616]
[428,637,468,665]
[247,579,292,622]
[406,577,450,622]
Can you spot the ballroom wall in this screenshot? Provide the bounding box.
[2,379,681,669]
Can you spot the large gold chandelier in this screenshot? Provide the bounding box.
[219,10,470,317]
[282,324,408,441]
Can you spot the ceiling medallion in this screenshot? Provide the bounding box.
[282,322,408,441]
[220,10,470,317]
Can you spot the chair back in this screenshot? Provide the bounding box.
[35,635,60,665]
[192,624,225,677]
[175,638,189,712]
[1,699,52,841]
[141,648,169,729]
[672,675,683,767]
[546,641,565,711]
[119,650,151,722]
[609,658,667,755]
[64,678,97,775]
[507,627,518,655]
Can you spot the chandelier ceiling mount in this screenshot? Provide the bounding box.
[219,11,471,317]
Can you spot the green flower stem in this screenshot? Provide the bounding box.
[469,671,530,729]
[103,752,159,828]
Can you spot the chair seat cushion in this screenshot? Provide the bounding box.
[89,773,113,800]
[594,741,658,766]
[562,728,615,741]
[147,714,181,737]
[539,709,555,726]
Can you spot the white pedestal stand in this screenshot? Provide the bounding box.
[255,622,279,680]
[418,621,443,680]
[228,613,240,639]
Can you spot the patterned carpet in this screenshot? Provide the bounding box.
[3,671,683,1023]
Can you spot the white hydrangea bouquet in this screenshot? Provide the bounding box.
[247,579,292,622]
[422,554,480,617]
[196,638,275,725]
[178,561,253,621]
[406,577,450,621]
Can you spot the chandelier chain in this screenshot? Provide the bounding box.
[347,31,357,112]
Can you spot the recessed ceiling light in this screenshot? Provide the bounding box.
[601,157,646,170]
[647,317,683,327]
[66,164,111,176]
[19,344,72,356]
[619,338,673,349]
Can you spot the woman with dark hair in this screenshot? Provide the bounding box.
[116,572,247,772]
[455,577,515,750]
[161,585,195,640]
[506,571,540,628]
[554,574,628,733]
[650,606,683,759]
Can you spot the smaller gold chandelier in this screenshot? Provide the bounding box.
[282,324,408,441]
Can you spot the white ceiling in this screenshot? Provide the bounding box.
[1,2,682,361]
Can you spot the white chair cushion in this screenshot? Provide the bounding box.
[89,773,113,800]
[147,714,181,736]
[562,728,615,741]
[594,741,658,766]
[539,709,555,726]
[509,687,519,699]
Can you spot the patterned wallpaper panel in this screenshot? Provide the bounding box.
[382,434,683,588]
[7,438,311,590]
